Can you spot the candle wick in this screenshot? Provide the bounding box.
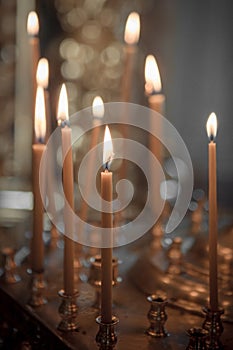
[104,162,109,171]
[38,137,44,144]
[210,134,215,142]
[60,120,70,128]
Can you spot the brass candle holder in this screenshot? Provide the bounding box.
[202,307,224,350]
[96,315,119,349]
[186,327,208,350]
[57,289,79,332]
[0,247,21,284]
[28,271,47,307]
[146,293,169,337]
[89,255,122,309]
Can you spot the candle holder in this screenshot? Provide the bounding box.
[202,307,224,350]
[186,327,208,350]
[89,255,122,309]
[28,271,47,307]
[167,236,183,275]
[146,293,169,337]
[0,247,21,284]
[96,316,119,349]
[57,289,79,332]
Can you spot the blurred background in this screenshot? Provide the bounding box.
[0,0,232,210]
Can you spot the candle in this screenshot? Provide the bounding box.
[206,112,218,311]
[101,125,114,323]
[145,55,165,219]
[79,96,104,224]
[27,11,40,142]
[36,58,51,141]
[145,54,165,115]
[57,84,75,295]
[31,86,46,273]
[121,12,140,102]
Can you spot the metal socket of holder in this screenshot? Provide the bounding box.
[146,293,169,338]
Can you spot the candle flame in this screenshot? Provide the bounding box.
[27,11,39,36]
[92,96,104,118]
[145,55,162,94]
[124,12,140,45]
[103,125,113,169]
[206,112,218,140]
[34,86,46,142]
[57,84,69,124]
[36,58,49,89]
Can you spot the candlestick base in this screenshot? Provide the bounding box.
[96,316,119,349]
[0,247,21,284]
[185,327,208,350]
[57,289,79,332]
[89,255,122,309]
[146,293,169,337]
[28,272,47,307]
[202,307,224,349]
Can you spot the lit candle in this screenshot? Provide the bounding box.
[145,54,165,115]
[145,55,165,220]
[79,96,104,224]
[36,58,51,142]
[57,84,75,295]
[27,11,40,140]
[206,112,218,311]
[101,125,114,323]
[121,12,140,102]
[31,86,46,273]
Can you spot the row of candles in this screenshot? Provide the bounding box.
[27,8,220,328]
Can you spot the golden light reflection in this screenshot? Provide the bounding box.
[27,11,39,36]
[124,12,140,45]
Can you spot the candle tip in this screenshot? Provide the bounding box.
[27,11,39,36]
[124,12,140,45]
[34,86,46,143]
[92,96,104,119]
[57,84,69,125]
[206,112,218,140]
[103,125,114,169]
[36,58,49,89]
[145,55,162,95]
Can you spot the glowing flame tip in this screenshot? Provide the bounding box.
[145,55,162,94]
[36,58,49,89]
[92,96,104,118]
[206,112,217,140]
[103,125,113,169]
[27,11,39,36]
[124,12,140,45]
[34,86,46,142]
[57,84,69,124]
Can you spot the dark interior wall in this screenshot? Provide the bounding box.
[37,0,233,207]
[141,0,233,207]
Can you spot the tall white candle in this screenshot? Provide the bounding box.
[206,112,218,311]
[31,86,46,273]
[57,84,75,295]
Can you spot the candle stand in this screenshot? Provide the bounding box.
[28,271,47,307]
[89,255,122,309]
[96,315,119,350]
[146,293,169,337]
[57,289,79,332]
[0,247,21,284]
[185,327,208,350]
[202,307,224,350]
